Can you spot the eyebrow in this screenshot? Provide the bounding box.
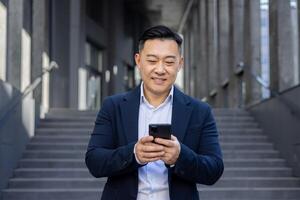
[146,54,176,59]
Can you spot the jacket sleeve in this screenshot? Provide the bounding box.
[171,105,224,185]
[85,97,143,178]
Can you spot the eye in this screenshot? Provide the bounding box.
[165,61,175,66]
[147,60,157,64]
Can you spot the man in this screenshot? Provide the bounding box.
[85,25,223,200]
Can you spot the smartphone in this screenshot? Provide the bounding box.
[149,124,171,140]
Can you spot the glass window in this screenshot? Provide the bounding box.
[80,41,103,110]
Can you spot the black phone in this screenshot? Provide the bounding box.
[149,124,171,140]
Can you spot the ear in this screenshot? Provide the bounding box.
[178,57,184,71]
[135,53,141,70]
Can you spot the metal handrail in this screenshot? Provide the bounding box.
[0,61,58,127]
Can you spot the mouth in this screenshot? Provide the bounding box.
[151,77,167,85]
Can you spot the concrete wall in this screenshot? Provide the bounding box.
[0,80,35,191]
[248,85,300,177]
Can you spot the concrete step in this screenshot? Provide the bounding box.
[22,149,281,160]
[17,158,286,168]
[219,135,269,143]
[9,177,300,189]
[39,122,94,128]
[22,150,85,159]
[198,187,300,200]
[36,128,92,133]
[220,142,274,150]
[4,188,300,200]
[26,143,88,151]
[42,116,95,122]
[8,178,106,189]
[25,141,274,151]
[218,128,263,135]
[215,116,255,123]
[223,167,293,177]
[31,135,269,143]
[13,168,92,178]
[14,167,293,179]
[217,122,259,129]
[1,189,102,200]
[203,177,300,188]
[223,150,280,159]
[35,129,92,136]
[18,159,86,168]
[31,135,90,143]
[224,158,286,167]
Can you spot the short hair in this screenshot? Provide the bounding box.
[138,25,183,52]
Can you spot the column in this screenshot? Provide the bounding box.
[243,0,261,105]
[269,0,294,93]
[207,0,218,106]
[228,0,245,108]
[6,0,23,90]
[198,0,208,100]
[32,0,50,117]
[69,0,84,109]
[217,0,230,107]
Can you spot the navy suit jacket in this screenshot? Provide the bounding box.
[85,86,223,200]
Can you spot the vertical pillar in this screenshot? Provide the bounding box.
[7,0,23,90]
[207,0,218,106]
[198,0,208,100]
[228,0,245,108]
[0,0,7,81]
[32,0,46,107]
[69,0,84,109]
[269,0,294,93]
[50,0,70,108]
[217,0,230,107]
[183,29,191,95]
[244,0,261,105]
[192,5,201,100]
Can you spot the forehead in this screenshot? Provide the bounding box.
[141,39,181,56]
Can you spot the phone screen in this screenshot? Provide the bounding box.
[149,124,171,139]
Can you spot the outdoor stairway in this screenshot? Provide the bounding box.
[198,108,300,200]
[1,108,300,200]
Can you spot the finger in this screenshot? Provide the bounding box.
[154,138,174,147]
[171,135,177,141]
[142,145,164,152]
[140,136,154,144]
[141,151,165,158]
[142,157,161,163]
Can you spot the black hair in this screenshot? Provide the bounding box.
[138,25,183,52]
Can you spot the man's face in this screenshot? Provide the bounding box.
[135,39,183,98]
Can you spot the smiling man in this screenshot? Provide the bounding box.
[85,25,224,200]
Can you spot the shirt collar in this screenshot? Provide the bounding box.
[140,82,174,107]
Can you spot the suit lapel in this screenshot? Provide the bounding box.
[171,87,193,142]
[120,86,141,144]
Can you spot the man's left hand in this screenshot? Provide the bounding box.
[154,135,181,165]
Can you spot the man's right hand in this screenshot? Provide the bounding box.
[134,136,165,164]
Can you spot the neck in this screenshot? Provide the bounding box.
[143,87,171,107]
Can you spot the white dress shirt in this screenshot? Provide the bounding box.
[136,83,174,200]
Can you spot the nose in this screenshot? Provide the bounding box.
[155,61,166,74]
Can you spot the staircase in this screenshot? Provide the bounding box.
[1,108,300,200]
[199,109,300,200]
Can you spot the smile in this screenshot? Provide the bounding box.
[152,77,167,84]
